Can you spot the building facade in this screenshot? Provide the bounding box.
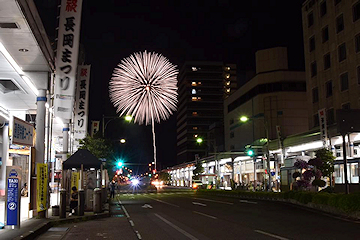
[176,62,237,164]
[224,47,309,152]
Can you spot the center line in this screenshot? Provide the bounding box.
[193,211,217,219]
[155,214,199,240]
[240,199,258,204]
[192,197,234,205]
[254,230,289,240]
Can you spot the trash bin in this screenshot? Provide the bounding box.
[93,188,102,213]
[52,205,59,216]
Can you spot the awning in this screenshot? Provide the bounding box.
[63,149,102,170]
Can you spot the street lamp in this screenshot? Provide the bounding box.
[102,115,133,137]
[196,138,203,144]
[240,114,272,191]
[120,138,126,144]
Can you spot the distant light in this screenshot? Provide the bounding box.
[196,138,203,144]
[117,161,123,167]
[120,138,126,144]
[131,179,140,186]
[90,168,95,170]
[240,116,249,122]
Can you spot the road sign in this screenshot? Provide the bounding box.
[6,166,22,227]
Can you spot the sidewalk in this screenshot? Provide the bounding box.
[0,203,110,240]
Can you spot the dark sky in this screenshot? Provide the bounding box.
[35,0,305,173]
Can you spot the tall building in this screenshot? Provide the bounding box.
[176,62,237,164]
[224,47,308,152]
[302,0,360,128]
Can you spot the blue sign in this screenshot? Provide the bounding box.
[7,178,19,225]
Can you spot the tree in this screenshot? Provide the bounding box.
[192,161,204,180]
[314,148,335,178]
[158,171,171,184]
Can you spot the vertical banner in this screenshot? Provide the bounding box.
[54,0,84,119]
[91,121,100,137]
[36,163,48,212]
[6,166,22,226]
[74,65,91,145]
[318,108,328,148]
[71,172,80,190]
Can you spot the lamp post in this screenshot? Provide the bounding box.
[102,115,133,138]
[241,114,272,191]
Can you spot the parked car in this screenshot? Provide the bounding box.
[192,180,203,189]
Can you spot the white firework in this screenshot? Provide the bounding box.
[109,50,178,125]
[109,51,178,171]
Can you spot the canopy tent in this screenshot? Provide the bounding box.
[63,149,102,170]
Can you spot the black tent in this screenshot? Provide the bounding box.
[63,149,102,170]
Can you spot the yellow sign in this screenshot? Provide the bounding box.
[71,172,80,190]
[36,163,48,212]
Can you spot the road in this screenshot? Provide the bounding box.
[37,188,360,240]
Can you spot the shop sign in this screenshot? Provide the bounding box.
[6,166,22,226]
[71,172,79,190]
[318,109,328,148]
[37,163,48,212]
[12,116,34,146]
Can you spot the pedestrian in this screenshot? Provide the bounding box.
[109,180,116,199]
[69,186,78,216]
[21,183,28,197]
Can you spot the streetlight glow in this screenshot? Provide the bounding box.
[124,115,133,122]
[196,138,203,144]
[120,138,126,144]
[240,116,249,122]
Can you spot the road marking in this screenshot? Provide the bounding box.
[192,202,207,207]
[129,220,135,227]
[135,230,142,239]
[145,196,180,208]
[254,230,289,240]
[142,204,153,209]
[192,197,234,205]
[240,199,258,204]
[119,200,130,218]
[155,213,199,240]
[193,211,217,219]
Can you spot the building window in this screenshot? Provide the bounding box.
[309,36,315,52]
[353,1,360,22]
[313,113,319,127]
[192,96,197,101]
[357,66,360,84]
[193,126,198,130]
[324,53,331,69]
[322,26,329,43]
[320,1,327,17]
[308,12,314,27]
[229,118,234,125]
[191,82,197,86]
[226,81,231,86]
[342,102,350,109]
[356,34,360,53]
[340,72,349,91]
[197,96,201,100]
[312,87,319,103]
[334,0,341,6]
[336,14,344,33]
[230,132,234,138]
[198,82,202,85]
[326,80,333,97]
[192,111,198,116]
[192,67,198,71]
[311,61,317,77]
[338,43,346,62]
[191,89,196,94]
[327,108,335,125]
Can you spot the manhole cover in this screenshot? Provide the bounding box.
[48,227,69,232]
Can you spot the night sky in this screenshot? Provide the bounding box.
[35,0,305,173]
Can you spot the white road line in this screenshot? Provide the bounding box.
[129,220,135,227]
[254,230,289,240]
[239,199,258,204]
[193,211,217,219]
[192,202,207,207]
[192,197,234,205]
[154,213,199,240]
[145,196,180,208]
[135,230,142,239]
[119,200,131,218]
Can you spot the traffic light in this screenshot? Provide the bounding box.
[247,149,254,156]
[116,160,123,167]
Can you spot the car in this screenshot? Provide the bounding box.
[192,180,203,189]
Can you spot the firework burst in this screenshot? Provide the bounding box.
[109,51,178,170]
[109,50,178,125]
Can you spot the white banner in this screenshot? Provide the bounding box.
[11,116,34,146]
[318,108,328,148]
[54,0,83,119]
[74,65,91,143]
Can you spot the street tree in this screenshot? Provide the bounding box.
[192,161,204,180]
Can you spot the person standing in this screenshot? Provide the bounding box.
[109,180,116,199]
[69,186,78,216]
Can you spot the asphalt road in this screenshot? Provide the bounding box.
[36,188,360,240]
